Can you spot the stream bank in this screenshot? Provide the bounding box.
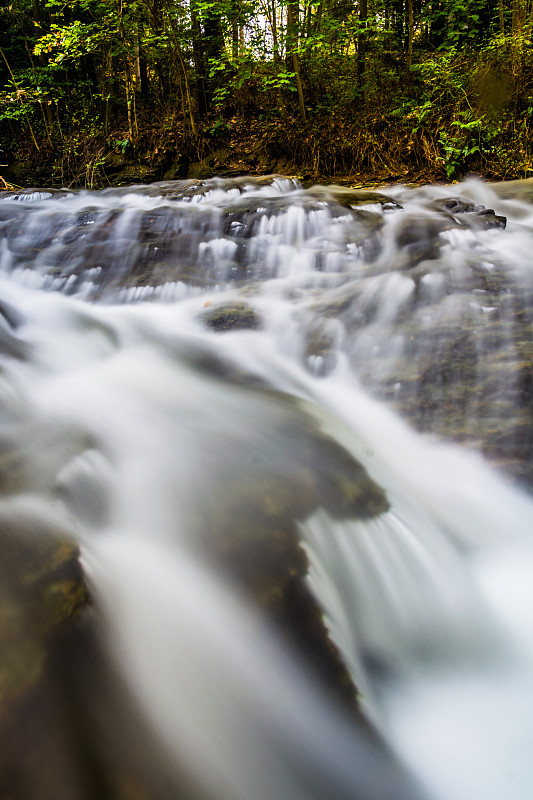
[0,113,506,192]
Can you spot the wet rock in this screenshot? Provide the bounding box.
[6,211,67,257]
[304,319,339,377]
[190,383,389,711]
[313,432,389,519]
[343,274,533,489]
[221,202,273,240]
[467,208,507,229]
[201,301,262,332]
[206,503,357,708]
[0,507,177,800]
[138,206,185,242]
[312,279,365,318]
[0,506,90,800]
[434,197,506,229]
[0,189,69,202]
[0,180,391,299]
[309,185,403,209]
[395,216,446,265]
[0,504,88,713]
[435,197,484,214]
[490,176,533,201]
[182,346,271,389]
[0,322,29,361]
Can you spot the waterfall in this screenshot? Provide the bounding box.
[0,176,532,800]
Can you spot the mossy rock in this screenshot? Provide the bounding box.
[201,301,262,332]
[186,160,216,180]
[0,505,173,800]
[0,505,88,714]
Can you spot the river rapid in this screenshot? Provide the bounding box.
[1,175,533,800]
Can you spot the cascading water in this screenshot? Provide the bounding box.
[0,175,533,800]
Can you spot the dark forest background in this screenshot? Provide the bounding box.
[2,0,533,186]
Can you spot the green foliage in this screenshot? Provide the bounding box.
[437,129,477,179]
[419,0,490,47]
[34,21,108,65]
[112,138,131,154]
[208,115,230,136]
[261,71,297,93]
[0,0,532,182]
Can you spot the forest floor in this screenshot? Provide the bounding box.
[1,113,491,191]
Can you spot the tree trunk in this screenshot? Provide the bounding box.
[191,1,209,117]
[313,2,323,34]
[271,0,280,63]
[231,0,241,62]
[407,0,413,73]
[287,1,306,120]
[232,24,239,61]
[175,45,198,135]
[357,0,368,85]
[134,32,149,96]
[394,0,404,44]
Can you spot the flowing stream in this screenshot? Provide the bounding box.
[1,176,533,800]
